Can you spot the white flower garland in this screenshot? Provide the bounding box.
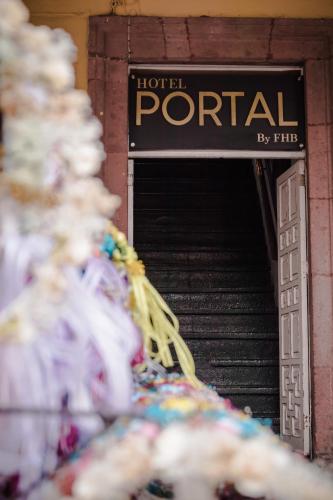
[0,0,120,341]
[0,1,140,492]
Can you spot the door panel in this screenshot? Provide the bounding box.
[277,160,310,454]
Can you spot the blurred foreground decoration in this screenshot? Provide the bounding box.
[37,375,333,500]
[0,1,332,499]
[0,0,141,492]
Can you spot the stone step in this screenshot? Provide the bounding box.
[178,313,279,339]
[135,192,260,209]
[135,231,265,247]
[146,269,272,292]
[163,292,278,315]
[185,338,278,362]
[178,314,278,338]
[138,249,268,269]
[135,208,262,230]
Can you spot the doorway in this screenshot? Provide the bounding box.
[133,158,281,432]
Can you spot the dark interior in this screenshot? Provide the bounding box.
[134,158,280,432]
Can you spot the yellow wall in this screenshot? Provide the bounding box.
[26,0,333,90]
[30,14,88,90]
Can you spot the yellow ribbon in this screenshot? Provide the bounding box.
[107,223,202,388]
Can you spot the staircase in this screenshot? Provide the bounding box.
[134,159,279,432]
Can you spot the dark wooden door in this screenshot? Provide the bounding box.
[134,159,279,432]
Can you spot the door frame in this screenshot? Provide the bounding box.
[129,151,311,453]
[128,63,309,450]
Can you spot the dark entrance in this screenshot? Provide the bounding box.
[134,159,279,432]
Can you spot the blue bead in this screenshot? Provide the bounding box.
[100,234,116,257]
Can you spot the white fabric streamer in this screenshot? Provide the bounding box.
[0,250,140,492]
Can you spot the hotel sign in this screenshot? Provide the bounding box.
[128,70,305,151]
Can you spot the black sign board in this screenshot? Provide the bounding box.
[128,70,305,151]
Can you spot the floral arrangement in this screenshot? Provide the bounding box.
[40,374,333,500]
[0,0,141,494]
